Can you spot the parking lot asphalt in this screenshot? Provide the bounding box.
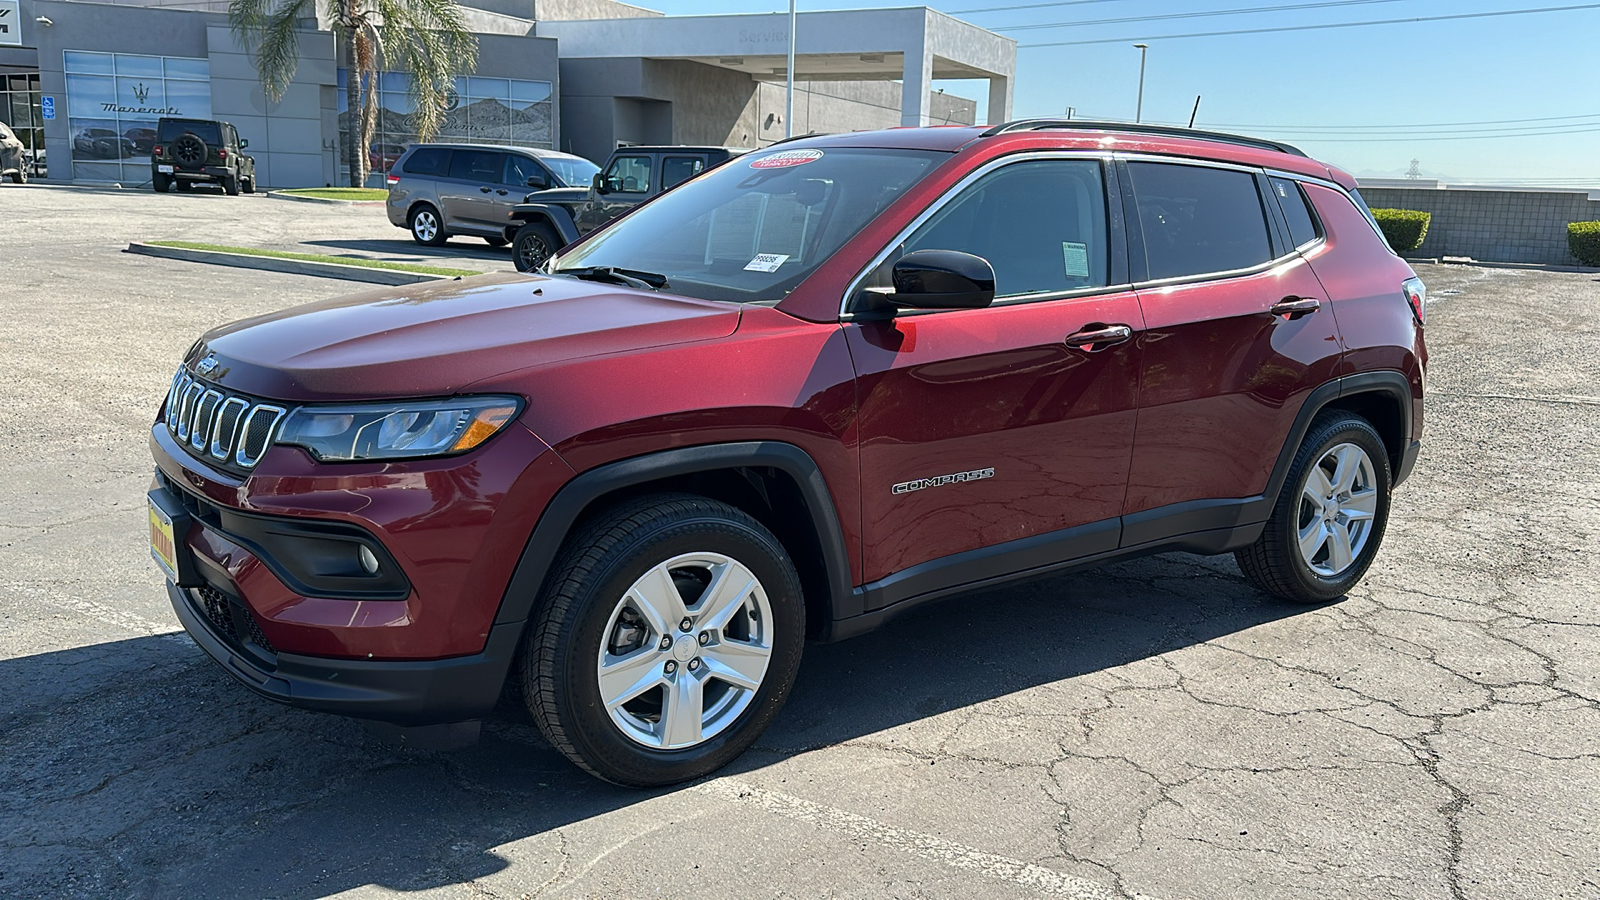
[1,185,1596,900]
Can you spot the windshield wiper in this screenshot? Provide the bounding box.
[551,265,669,291]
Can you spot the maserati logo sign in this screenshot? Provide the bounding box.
[132,82,151,104]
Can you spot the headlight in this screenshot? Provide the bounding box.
[277,396,522,462]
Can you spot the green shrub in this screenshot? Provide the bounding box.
[1371,208,1431,254]
[1569,221,1600,267]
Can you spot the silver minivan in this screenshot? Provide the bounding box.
[386,143,600,247]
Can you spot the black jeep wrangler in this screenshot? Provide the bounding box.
[510,145,745,272]
[152,118,256,195]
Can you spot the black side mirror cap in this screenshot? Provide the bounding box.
[238,138,249,149]
[591,173,609,195]
[887,249,996,310]
[525,173,548,189]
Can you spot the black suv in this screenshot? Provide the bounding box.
[510,145,745,271]
[152,118,256,195]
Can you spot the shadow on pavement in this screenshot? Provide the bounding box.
[0,553,1308,897]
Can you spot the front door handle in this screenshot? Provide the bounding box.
[1064,323,1133,351]
[1270,296,1321,319]
[496,189,508,195]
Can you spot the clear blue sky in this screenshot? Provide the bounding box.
[631,0,1600,185]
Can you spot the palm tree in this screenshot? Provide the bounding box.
[229,0,477,187]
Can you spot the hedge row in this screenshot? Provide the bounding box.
[1371,208,1431,254]
[1570,221,1600,267]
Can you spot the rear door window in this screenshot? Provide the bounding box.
[1270,177,1321,248]
[402,147,451,177]
[448,149,504,183]
[604,155,652,193]
[1128,162,1274,280]
[662,155,706,190]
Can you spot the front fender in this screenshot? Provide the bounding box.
[508,203,580,244]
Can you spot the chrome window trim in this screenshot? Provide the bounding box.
[209,396,249,461]
[837,150,1117,321]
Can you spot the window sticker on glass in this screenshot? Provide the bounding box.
[744,253,791,273]
[1062,242,1090,278]
[750,149,823,170]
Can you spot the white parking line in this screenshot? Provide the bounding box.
[697,779,1161,900]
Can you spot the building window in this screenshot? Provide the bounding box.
[63,50,210,184]
[0,73,45,178]
[338,70,552,184]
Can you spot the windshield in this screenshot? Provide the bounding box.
[543,155,601,188]
[159,120,221,144]
[550,147,948,304]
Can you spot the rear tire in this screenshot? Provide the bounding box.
[1235,412,1392,604]
[408,204,448,246]
[152,174,170,192]
[175,179,192,192]
[223,173,240,196]
[512,221,561,273]
[521,494,805,786]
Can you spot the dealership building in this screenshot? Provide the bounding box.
[0,0,1014,187]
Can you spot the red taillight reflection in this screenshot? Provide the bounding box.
[153,147,163,156]
[386,174,400,185]
[217,148,227,160]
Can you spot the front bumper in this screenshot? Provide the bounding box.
[169,579,520,726]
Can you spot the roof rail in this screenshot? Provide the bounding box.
[978,119,1307,158]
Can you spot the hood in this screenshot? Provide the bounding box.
[191,272,740,401]
[521,187,589,205]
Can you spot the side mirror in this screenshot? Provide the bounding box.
[525,171,548,190]
[888,249,996,310]
[238,138,249,149]
[592,172,609,195]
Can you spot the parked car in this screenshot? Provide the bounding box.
[151,117,256,195]
[369,142,406,172]
[149,121,1425,787]
[384,143,601,247]
[510,145,747,272]
[74,127,134,159]
[125,126,157,155]
[0,123,26,184]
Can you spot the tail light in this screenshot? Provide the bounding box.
[387,173,400,186]
[1402,277,1426,325]
[153,146,163,156]
[217,148,227,160]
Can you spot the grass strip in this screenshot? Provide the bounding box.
[275,187,391,201]
[146,241,479,277]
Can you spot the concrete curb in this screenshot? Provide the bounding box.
[125,241,452,284]
[266,191,387,207]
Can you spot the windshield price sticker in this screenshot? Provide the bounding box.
[749,149,823,170]
[744,253,790,273]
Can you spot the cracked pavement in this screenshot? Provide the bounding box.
[1,185,1597,899]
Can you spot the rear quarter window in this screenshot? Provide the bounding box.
[1270,177,1322,248]
[402,147,451,177]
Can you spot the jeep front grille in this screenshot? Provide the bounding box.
[165,366,286,470]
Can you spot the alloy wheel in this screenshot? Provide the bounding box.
[1296,442,1379,577]
[517,234,551,271]
[412,210,438,242]
[596,552,774,750]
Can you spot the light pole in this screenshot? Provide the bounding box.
[786,0,796,138]
[1133,43,1148,123]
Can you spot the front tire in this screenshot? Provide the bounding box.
[242,175,256,194]
[1236,412,1392,603]
[512,221,560,273]
[408,204,448,246]
[522,495,805,786]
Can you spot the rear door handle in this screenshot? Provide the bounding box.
[1064,323,1133,351]
[1270,296,1321,319]
[480,186,493,193]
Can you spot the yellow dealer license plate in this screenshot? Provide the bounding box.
[149,498,178,583]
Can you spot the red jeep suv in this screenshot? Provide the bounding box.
[149,121,1426,786]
